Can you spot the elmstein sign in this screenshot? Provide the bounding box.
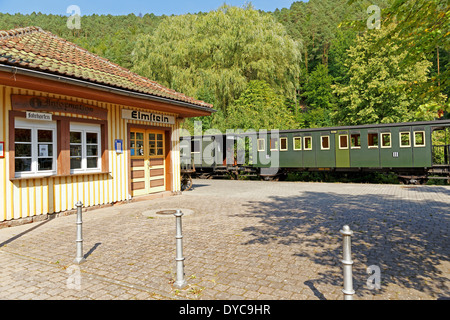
[121,109,175,125]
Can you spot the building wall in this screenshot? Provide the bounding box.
[0,84,181,222]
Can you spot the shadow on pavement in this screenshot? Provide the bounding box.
[237,191,449,299]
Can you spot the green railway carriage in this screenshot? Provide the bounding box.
[181,120,450,186]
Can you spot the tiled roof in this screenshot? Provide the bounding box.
[0,26,213,109]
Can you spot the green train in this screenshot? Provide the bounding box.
[180,120,450,189]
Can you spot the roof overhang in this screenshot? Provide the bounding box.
[0,64,216,118]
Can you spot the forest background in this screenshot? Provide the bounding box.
[0,0,448,135]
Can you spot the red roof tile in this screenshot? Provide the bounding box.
[0,26,213,109]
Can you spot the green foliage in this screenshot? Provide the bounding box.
[332,23,444,125]
[131,5,302,112]
[225,80,296,131]
[297,64,335,128]
[345,0,449,111]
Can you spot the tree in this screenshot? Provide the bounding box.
[345,0,449,112]
[131,5,302,113]
[298,64,335,128]
[225,80,296,131]
[332,24,444,125]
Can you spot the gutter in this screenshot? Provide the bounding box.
[0,64,217,114]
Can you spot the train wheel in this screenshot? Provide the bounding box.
[181,174,193,191]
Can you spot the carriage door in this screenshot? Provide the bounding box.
[130,129,166,197]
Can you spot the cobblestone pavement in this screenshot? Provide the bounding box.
[0,179,449,300]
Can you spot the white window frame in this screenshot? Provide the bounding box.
[414,131,426,147]
[257,139,265,152]
[368,133,379,149]
[321,136,330,150]
[303,136,313,151]
[381,132,392,149]
[351,134,361,149]
[70,123,102,174]
[399,132,411,148]
[293,137,302,151]
[280,137,288,151]
[270,138,279,151]
[14,119,57,178]
[339,135,349,150]
[191,139,201,154]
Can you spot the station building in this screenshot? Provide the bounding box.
[0,26,214,225]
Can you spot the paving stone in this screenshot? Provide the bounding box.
[0,180,449,300]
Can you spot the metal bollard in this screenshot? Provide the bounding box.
[340,225,355,300]
[74,201,86,265]
[173,209,187,289]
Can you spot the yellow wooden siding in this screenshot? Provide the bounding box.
[0,85,181,222]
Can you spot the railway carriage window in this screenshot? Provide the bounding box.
[339,135,348,150]
[293,137,302,151]
[270,138,279,151]
[280,138,288,151]
[400,132,411,147]
[351,134,361,149]
[381,133,391,148]
[321,136,330,150]
[192,139,201,153]
[368,133,379,148]
[414,131,426,147]
[304,137,312,150]
[257,139,265,152]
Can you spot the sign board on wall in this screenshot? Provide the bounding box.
[12,95,108,120]
[115,139,123,154]
[26,112,53,121]
[121,109,175,125]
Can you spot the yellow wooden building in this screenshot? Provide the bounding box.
[0,27,214,225]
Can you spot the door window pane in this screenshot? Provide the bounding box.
[38,130,53,142]
[15,129,31,142]
[339,135,348,149]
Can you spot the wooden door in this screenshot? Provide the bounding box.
[130,129,166,197]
